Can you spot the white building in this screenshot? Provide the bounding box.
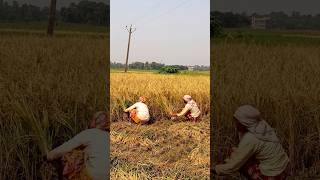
[188,66,194,71]
[251,16,271,29]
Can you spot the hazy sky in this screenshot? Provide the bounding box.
[211,0,320,15]
[111,0,210,66]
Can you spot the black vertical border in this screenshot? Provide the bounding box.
[106,0,110,179]
[210,0,215,179]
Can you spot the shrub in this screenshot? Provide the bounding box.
[158,66,179,74]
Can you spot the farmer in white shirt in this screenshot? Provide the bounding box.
[213,105,289,180]
[124,96,150,124]
[171,95,201,122]
[47,111,109,180]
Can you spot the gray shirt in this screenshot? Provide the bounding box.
[215,132,289,176]
[48,128,109,180]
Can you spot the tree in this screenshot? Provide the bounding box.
[159,66,179,74]
[211,13,223,37]
[59,0,108,26]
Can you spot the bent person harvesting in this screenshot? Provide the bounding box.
[124,96,150,125]
[47,111,109,180]
[171,95,201,122]
[213,105,289,180]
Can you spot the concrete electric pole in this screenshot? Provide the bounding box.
[124,24,136,72]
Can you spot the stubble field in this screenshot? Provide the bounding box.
[110,71,210,179]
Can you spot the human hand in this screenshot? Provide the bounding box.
[170,112,177,120]
[170,112,177,117]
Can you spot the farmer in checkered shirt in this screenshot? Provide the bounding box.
[213,105,289,180]
[170,95,201,122]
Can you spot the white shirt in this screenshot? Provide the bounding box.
[126,102,150,120]
[48,129,109,180]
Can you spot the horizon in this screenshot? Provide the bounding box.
[211,0,320,15]
[111,61,210,67]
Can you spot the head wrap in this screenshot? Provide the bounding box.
[183,95,192,102]
[139,96,146,103]
[90,111,109,131]
[234,105,279,142]
[183,95,198,107]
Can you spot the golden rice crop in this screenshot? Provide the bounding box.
[212,39,320,179]
[0,33,108,179]
[110,71,210,121]
[110,71,210,179]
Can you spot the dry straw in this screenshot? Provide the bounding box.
[212,40,320,177]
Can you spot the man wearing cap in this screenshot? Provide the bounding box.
[171,95,201,122]
[124,96,150,125]
[213,105,289,180]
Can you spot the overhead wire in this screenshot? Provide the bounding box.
[111,0,165,47]
[135,0,194,28]
[112,0,194,62]
[130,0,168,25]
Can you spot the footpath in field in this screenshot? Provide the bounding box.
[110,118,210,179]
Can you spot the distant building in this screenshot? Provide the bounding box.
[188,66,194,71]
[251,16,271,29]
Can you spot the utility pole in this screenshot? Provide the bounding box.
[124,25,136,72]
[47,0,57,36]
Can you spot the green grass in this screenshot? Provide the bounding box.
[0,21,108,33]
[225,28,320,36]
[214,28,320,46]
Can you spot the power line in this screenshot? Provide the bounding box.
[112,0,194,64]
[112,0,192,42]
[130,0,167,25]
[136,0,193,28]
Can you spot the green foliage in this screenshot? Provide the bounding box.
[210,15,224,37]
[0,0,109,26]
[211,11,250,28]
[111,61,166,70]
[211,10,320,30]
[60,1,109,26]
[123,100,133,108]
[214,29,320,46]
[158,66,179,74]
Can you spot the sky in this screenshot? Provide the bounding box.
[111,0,210,66]
[211,0,320,15]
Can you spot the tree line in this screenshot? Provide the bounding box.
[211,11,320,31]
[0,0,109,26]
[111,61,209,71]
